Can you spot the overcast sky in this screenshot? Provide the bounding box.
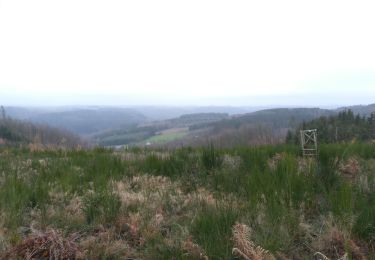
[0,0,374,106]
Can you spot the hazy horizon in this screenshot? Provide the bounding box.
[1,0,375,107]
[1,93,374,108]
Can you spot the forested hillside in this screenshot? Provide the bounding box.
[96,108,354,148]
[4,104,375,148]
[287,110,375,143]
[0,107,81,148]
[170,108,334,147]
[94,113,228,146]
[188,108,332,133]
[338,103,375,116]
[29,108,146,135]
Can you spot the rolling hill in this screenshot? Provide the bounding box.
[0,117,81,148]
[4,104,375,147]
[338,103,375,116]
[6,107,147,136]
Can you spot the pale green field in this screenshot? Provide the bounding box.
[143,128,189,144]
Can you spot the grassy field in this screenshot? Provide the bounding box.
[142,128,189,145]
[0,144,374,259]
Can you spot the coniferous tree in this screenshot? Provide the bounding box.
[287,109,375,144]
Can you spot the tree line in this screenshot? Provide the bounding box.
[286,109,375,144]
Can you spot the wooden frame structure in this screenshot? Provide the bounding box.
[300,129,318,157]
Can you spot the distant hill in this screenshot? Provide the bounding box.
[93,107,349,147]
[4,103,375,147]
[5,106,245,136]
[94,113,229,146]
[191,108,334,131]
[167,108,334,147]
[337,103,375,116]
[169,113,229,126]
[4,107,38,119]
[130,106,262,120]
[0,117,81,148]
[7,107,146,136]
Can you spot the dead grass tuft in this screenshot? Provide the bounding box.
[297,157,316,175]
[314,225,367,260]
[267,153,284,171]
[79,226,133,259]
[65,195,83,218]
[1,229,83,260]
[113,213,145,249]
[339,157,361,179]
[28,143,46,153]
[232,223,275,260]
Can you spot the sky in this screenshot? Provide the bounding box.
[0,0,375,107]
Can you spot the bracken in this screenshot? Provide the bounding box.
[1,229,83,260]
[232,223,275,260]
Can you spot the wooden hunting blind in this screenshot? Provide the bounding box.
[300,129,318,157]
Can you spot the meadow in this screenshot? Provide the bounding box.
[142,128,189,145]
[0,144,374,259]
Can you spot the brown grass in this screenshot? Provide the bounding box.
[267,153,284,171]
[232,223,275,260]
[339,157,361,179]
[313,223,367,260]
[1,229,83,260]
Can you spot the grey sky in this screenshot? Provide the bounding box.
[0,0,374,106]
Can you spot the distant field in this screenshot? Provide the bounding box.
[142,127,189,144]
[96,127,190,146]
[98,131,152,146]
